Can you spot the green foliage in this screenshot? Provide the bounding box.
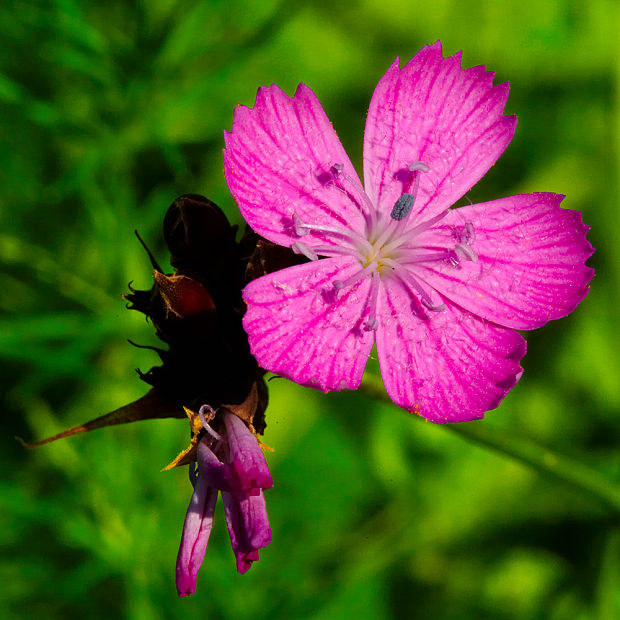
[1,1,618,618]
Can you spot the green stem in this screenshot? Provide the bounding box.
[444,421,620,514]
[360,376,620,515]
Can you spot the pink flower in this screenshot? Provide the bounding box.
[224,42,594,423]
[176,409,272,597]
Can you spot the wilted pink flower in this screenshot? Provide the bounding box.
[176,408,272,597]
[224,42,594,422]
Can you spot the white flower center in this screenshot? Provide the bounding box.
[291,162,477,330]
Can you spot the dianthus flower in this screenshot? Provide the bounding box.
[176,407,272,597]
[224,42,593,422]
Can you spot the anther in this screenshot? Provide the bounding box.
[391,193,415,221]
[386,261,446,314]
[363,271,380,331]
[390,161,430,223]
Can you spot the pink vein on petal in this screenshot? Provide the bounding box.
[224,84,367,248]
[363,41,516,222]
[416,193,595,329]
[376,276,526,422]
[242,256,376,391]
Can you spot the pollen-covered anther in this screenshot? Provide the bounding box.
[390,160,429,223]
[391,193,416,221]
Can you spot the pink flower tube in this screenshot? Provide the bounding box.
[224,41,594,423]
[176,409,272,596]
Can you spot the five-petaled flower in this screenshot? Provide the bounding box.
[224,42,594,422]
[176,407,272,597]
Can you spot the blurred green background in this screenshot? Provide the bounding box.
[1,1,618,618]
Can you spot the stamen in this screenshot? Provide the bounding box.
[379,209,450,257]
[370,217,399,252]
[309,244,365,261]
[292,212,374,254]
[330,163,377,217]
[407,208,449,236]
[374,160,433,247]
[198,404,215,427]
[204,425,225,442]
[395,250,454,265]
[198,405,225,442]
[454,222,477,261]
[448,250,461,267]
[400,161,429,208]
[363,271,380,330]
[384,260,446,312]
[333,261,378,291]
[291,241,319,261]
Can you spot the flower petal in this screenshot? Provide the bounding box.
[195,439,230,490]
[242,257,376,392]
[223,411,273,494]
[363,42,516,222]
[175,474,218,597]
[224,84,367,247]
[416,193,594,330]
[376,276,526,422]
[221,490,271,574]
